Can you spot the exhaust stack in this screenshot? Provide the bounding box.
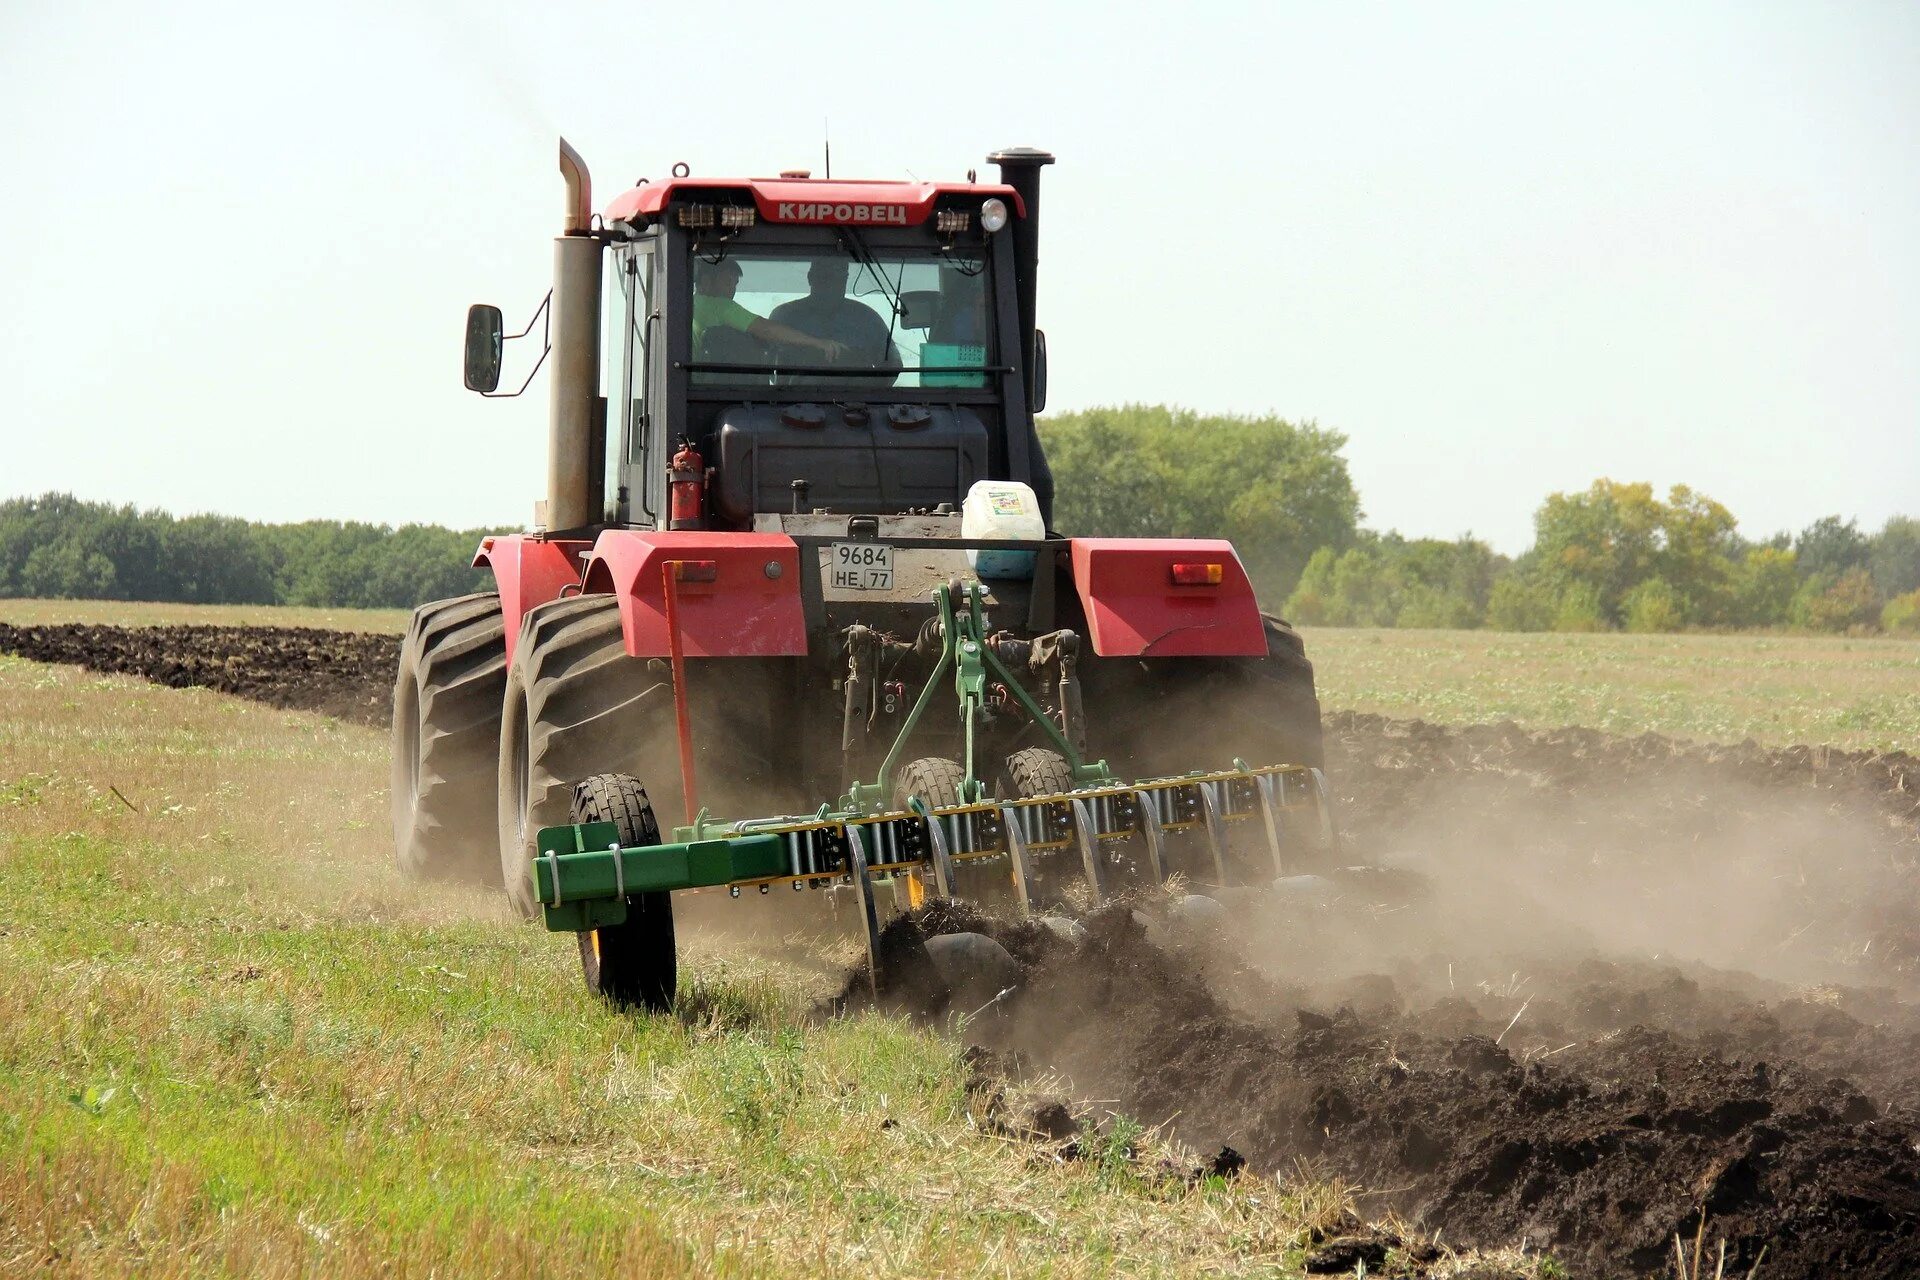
[547,137,602,532]
[987,147,1054,407]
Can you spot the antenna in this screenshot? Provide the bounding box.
[823,119,831,179]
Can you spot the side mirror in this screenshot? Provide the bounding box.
[897,291,940,331]
[1032,328,1048,414]
[464,304,504,393]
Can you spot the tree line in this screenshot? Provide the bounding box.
[1038,406,1920,635]
[0,493,491,610]
[4,405,1916,634]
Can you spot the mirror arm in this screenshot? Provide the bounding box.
[481,292,554,400]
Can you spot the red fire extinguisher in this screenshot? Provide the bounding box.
[668,438,706,530]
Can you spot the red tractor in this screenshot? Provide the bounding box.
[391,141,1331,1010]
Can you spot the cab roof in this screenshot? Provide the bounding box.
[602,176,1025,228]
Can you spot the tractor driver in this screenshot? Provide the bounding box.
[768,259,902,380]
[692,258,846,363]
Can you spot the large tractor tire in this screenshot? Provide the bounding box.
[570,773,676,1012]
[1096,613,1324,779]
[391,592,508,884]
[497,595,679,919]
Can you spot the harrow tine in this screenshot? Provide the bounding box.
[1133,788,1169,884]
[1198,784,1232,886]
[844,826,884,994]
[1253,771,1287,880]
[1068,797,1108,902]
[999,805,1036,917]
[1309,767,1342,862]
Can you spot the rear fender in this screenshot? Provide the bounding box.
[473,534,593,664]
[581,530,807,658]
[1068,537,1267,657]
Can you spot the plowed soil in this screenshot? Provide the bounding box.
[6,620,1920,1276]
[0,623,397,726]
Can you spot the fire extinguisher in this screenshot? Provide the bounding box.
[668,437,706,530]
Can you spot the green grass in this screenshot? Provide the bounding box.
[1302,627,1920,753]
[0,658,1383,1278]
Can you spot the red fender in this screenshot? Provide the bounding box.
[472,534,592,665]
[581,530,807,658]
[1068,538,1267,657]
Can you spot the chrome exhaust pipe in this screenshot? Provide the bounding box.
[547,137,601,531]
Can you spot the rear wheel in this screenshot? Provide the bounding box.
[1096,613,1323,778]
[391,592,507,883]
[498,595,677,918]
[893,757,969,809]
[570,773,676,1012]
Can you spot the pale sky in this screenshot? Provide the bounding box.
[2,0,1915,553]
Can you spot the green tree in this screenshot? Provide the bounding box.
[1728,546,1799,628]
[1790,568,1881,632]
[1882,589,1920,636]
[1530,480,1665,625]
[1795,516,1870,579]
[1040,406,1361,601]
[1622,577,1687,632]
[1868,516,1920,599]
[1486,575,1555,631]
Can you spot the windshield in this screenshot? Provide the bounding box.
[688,242,992,390]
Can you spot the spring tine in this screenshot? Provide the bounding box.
[1068,797,1108,902]
[1308,767,1343,863]
[1198,784,1232,887]
[1133,788,1169,884]
[999,805,1036,917]
[845,826,884,995]
[1253,771,1287,880]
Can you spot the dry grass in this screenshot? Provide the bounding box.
[1303,627,1920,754]
[0,598,411,633]
[0,655,1430,1278]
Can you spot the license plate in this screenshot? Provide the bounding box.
[830,542,894,590]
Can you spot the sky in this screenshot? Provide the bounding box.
[1,0,1915,553]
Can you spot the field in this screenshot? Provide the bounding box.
[1302,627,1920,753]
[0,657,1356,1278]
[2,610,1919,1277]
[7,600,1916,752]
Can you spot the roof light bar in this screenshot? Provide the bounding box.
[719,206,756,228]
[935,209,971,234]
[676,205,717,229]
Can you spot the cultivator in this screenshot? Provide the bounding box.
[535,761,1337,981]
[531,581,1339,988]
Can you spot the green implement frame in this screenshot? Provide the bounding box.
[842,581,1111,812]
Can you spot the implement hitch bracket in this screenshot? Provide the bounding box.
[846,580,1110,812]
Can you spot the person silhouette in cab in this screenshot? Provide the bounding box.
[692,258,845,364]
[768,259,902,381]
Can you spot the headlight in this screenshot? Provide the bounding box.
[980,198,1009,233]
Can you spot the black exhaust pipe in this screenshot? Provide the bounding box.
[988,147,1056,518]
[987,147,1054,408]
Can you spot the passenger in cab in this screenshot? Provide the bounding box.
[693,258,845,363]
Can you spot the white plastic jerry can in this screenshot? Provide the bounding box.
[961,480,1044,580]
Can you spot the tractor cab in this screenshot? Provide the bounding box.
[594,169,1053,533]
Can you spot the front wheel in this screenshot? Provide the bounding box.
[570,773,676,1013]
